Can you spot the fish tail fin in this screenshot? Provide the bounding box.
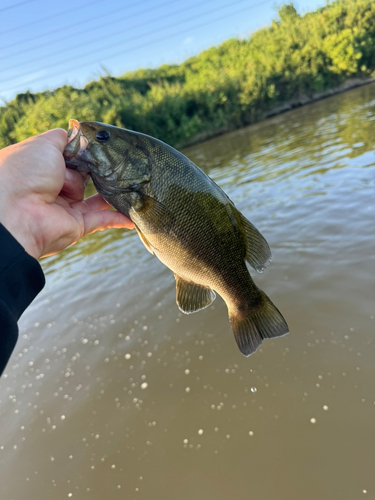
[229,290,288,356]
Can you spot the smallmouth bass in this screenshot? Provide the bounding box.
[63,119,288,356]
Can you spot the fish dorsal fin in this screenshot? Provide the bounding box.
[175,275,216,314]
[134,225,154,255]
[238,212,272,273]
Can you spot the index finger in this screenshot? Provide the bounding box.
[60,168,87,202]
[82,193,113,211]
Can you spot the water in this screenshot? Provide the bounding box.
[1,83,374,500]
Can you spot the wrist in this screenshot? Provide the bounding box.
[0,188,41,260]
[2,223,40,260]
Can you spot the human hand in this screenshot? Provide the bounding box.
[0,129,134,259]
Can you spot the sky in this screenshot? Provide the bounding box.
[0,0,326,103]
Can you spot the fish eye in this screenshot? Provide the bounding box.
[95,130,110,142]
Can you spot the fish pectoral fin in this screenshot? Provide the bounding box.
[238,211,272,273]
[134,225,154,255]
[131,193,174,234]
[175,275,216,314]
[132,193,171,217]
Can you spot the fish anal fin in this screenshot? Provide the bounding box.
[229,290,288,356]
[237,211,272,273]
[175,275,216,314]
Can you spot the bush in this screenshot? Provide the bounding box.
[1,0,375,149]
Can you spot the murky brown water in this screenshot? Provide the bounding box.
[1,83,375,500]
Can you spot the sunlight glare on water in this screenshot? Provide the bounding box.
[0,83,374,500]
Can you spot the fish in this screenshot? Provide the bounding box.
[63,119,288,356]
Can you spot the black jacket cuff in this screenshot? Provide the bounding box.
[0,223,45,374]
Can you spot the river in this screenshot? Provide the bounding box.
[0,82,374,500]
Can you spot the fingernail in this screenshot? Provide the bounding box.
[65,168,75,182]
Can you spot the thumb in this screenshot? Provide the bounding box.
[38,128,68,153]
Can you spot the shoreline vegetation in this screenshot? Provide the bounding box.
[1,0,375,150]
[182,76,375,147]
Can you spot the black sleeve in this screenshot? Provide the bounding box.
[0,224,45,375]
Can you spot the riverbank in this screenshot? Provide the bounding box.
[180,76,375,148]
[265,77,375,118]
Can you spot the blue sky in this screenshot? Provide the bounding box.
[0,0,326,103]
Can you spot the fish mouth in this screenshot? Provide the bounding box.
[63,119,92,172]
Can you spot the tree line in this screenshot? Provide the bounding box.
[1,0,375,149]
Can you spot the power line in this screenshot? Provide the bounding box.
[1,0,257,83]
[1,0,104,35]
[1,0,154,53]
[1,0,209,66]
[0,0,36,13]
[1,0,270,96]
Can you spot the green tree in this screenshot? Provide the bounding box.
[1,0,375,149]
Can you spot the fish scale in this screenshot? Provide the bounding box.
[64,119,288,356]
